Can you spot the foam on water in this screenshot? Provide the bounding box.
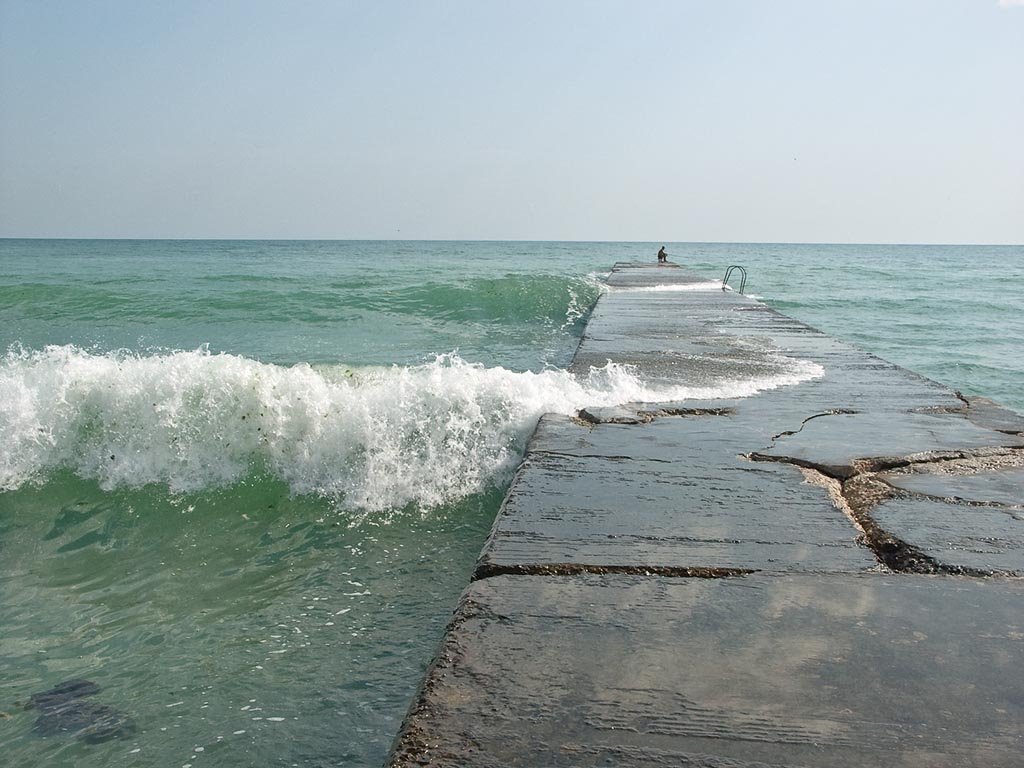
[0,345,822,511]
[612,280,724,292]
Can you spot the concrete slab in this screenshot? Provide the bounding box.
[603,262,713,289]
[389,574,1024,768]
[757,411,1024,478]
[959,397,1024,435]
[479,414,875,574]
[525,411,763,463]
[882,468,1024,508]
[480,452,873,574]
[871,497,1024,574]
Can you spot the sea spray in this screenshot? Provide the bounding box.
[0,345,822,510]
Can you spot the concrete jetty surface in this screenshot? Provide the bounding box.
[388,263,1024,767]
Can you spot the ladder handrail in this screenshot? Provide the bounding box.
[722,265,747,295]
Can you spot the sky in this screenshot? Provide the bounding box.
[0,1,1021,242]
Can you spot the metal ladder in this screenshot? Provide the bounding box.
[722,265,747,295]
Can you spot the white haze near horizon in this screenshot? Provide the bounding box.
[0,0,1021,244]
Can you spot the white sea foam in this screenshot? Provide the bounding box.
[0,345,822,510]
[612,280,724,292]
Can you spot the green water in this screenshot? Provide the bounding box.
[0,240,1021,767]
[3,475,498,765]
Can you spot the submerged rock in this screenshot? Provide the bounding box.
[32,699,135,743]
[27,678,133,743]
[28,678,101,712]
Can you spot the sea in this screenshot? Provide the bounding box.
[1,240,1022,767]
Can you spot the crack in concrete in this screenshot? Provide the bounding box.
[768,409,858,445]
[473,563,754,581]
[752,450,1022,576]
[799,463,987,575]
[528,415,1021,579]
[839,473,985,575]
[849,447,1024,476]
[749,445,1024,481]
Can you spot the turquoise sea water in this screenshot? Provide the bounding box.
[1,240,1021,767]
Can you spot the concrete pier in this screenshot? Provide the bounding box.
[388,263,1024,767]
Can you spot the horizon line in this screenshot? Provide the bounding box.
[1,236,1022,247]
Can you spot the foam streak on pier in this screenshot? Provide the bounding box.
[388,263,1024,768]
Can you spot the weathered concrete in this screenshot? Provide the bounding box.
[388,263,1024,767]
[478,413,877,574]
[881,466,1024,507]
[870,498,1024,573]
[391,574,1024,768]
[756,411,1024,479]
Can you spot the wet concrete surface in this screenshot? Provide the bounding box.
[391,574,1024,768]
[757,411,1024,479]
[478,414,877,574]
[881,466,1024,507]
[388,263,1024,767]
[870,497,1024,573]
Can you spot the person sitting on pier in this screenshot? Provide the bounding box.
[657,246,667,264]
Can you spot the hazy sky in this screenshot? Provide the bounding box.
[1,1,1021,242]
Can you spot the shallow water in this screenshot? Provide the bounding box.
[1,474,499,765]
[0,240,1020,767]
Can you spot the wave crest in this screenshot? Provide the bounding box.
[0,346,821,510]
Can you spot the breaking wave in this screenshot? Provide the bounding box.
[0,345,822,510]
